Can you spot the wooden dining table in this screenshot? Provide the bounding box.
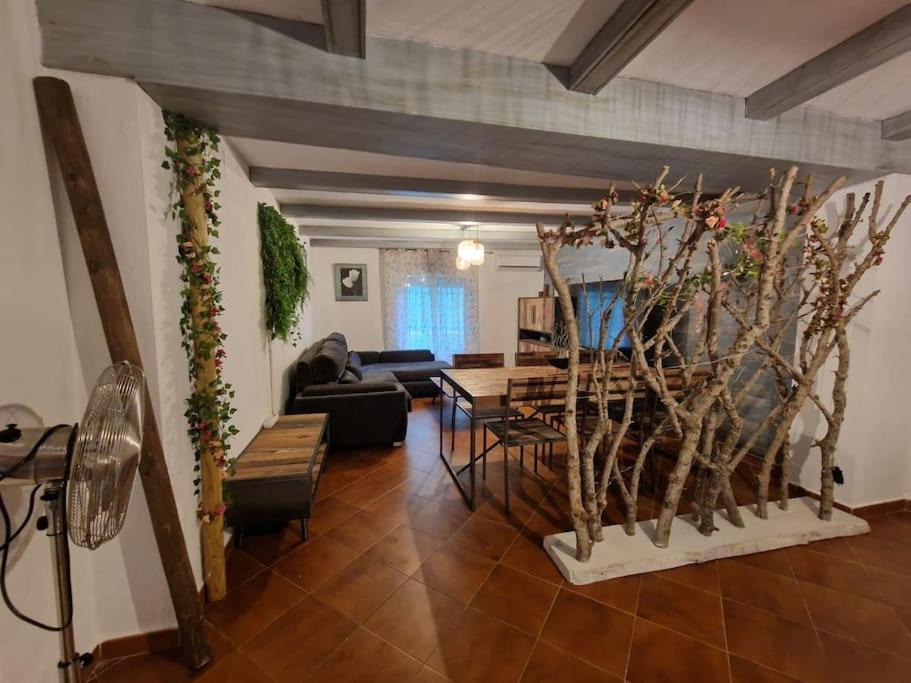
[437,364,642,509]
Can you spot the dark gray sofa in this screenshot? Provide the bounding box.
[288,333,450,447]
[354,350,451,398]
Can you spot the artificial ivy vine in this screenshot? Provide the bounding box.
[258,202,310,343]
[162,111,237,523]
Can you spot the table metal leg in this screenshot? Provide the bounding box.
[438,375,476,510]
[451,394,458,453]
[503,438,510,515]
[438,378,444,457]
[469,407,476,510]
[482,427,488,480]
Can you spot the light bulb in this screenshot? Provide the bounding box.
[469,241,485,265]
[455,255,471,270]
[457,239,476,261]
[457,239,484,265]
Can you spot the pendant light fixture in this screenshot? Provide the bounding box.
[456,223,485,267]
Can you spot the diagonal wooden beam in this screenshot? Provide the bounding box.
[882,109,911,141]
[282,203,592,225]
[321,0,365,58]
[746,4,911,121]
[251,167,618,203]
[568,0,693,94]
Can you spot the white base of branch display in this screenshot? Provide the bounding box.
[543,497,869,586]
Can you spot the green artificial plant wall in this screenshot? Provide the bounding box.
[258,203,310,342]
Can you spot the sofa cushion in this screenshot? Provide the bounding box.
[301,381,400,396]
[356,351,381,365]
[338,369,360,384]
[293,340,323,394]
[362,360,451,383]
[359,369,402,384]
[378,349,434,363]
[309,333,348,383]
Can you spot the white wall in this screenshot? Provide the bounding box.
[302,245,543,363]
[0,2,290,680]
[0,2,94,680]
[306,245,385,350]
[791,174,911,507]
[479,256,545,365]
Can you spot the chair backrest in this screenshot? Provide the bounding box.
[515,349,606,367]
[453,353,505,369]
[514,351,552,367]
[647,365,705,400]
[504,373,593,414]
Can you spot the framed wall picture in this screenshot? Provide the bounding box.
[334,263,368,301]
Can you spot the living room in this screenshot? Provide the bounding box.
[3,1,911,682]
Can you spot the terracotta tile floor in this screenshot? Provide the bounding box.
[93,400,911,682]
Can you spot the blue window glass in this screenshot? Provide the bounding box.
[396,280,466,362]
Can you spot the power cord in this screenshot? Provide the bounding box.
[0,485,41,553]
[0,424,77,631]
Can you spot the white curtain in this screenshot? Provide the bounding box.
[382,249,479,362]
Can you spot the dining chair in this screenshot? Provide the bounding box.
[514,351,552,367]
[483,374,592,513]
[553,366,646,469]
[448,353,521,478]
[453,353,505,369]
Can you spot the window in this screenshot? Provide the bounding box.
[382,250,479,362]
[398,281,467,360]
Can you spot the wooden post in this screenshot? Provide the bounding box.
[33,76,212,669]
[176,135,228,602]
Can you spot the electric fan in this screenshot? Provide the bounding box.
[0,362,146,683]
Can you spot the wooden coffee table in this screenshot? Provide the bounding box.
[225,413,329,544]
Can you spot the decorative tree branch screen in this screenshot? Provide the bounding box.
[538,167,908,561]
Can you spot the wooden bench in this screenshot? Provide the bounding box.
[225,413,329,545]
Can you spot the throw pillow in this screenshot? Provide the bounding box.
[345,362,363,380]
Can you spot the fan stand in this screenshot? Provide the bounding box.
[40,480,89,683]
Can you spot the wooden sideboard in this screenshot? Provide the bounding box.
[517,296,556,352]
[225,413,329,545]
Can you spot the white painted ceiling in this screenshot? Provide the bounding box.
[366,0,623,66]
[188,0,323,23]
[190,0,911,120]
[191,0,911,244]
[808,50,911,120]
[621,0,909,102]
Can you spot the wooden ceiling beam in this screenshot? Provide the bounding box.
[298,225,538,242]
[746,4,911,121]
[882,109,911,141]
[568,0,693,94]
[321,0,365,58]
[251,167,617,203]
[38,0,911,191]
[282,203,591,225]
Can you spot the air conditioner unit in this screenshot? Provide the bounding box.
[496,251,542,271]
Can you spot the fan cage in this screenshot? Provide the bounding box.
[67,362,146,550]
